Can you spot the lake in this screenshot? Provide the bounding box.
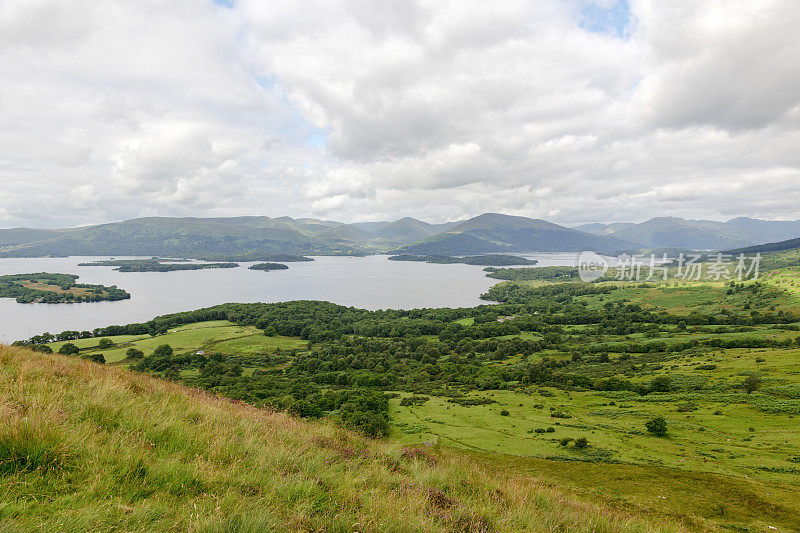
[0,253,581,343]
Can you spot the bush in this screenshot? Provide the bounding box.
[126,348,144,359]
[574,437,588,449]
[645,416,668,437]
[82,353,105,364]
[97,338,114,349]
[57,343,79,356]
[500,410,510,416]
[399,395,429,407]
[153,344,173,358]
[649,376,672,393]
[742,375,762,394]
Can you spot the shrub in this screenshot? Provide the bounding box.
[126,347,144,359]
[399,395,429,407]
[500,410,510,416]
[645,416,668,437]
[400,446,437,465]
[742,375,762,394]
[97,338,114,349]
[82,353,105,364]
[153,344,173,358]
[57,343,79,356]
[559,438,572,446]
[649,376,672,393]
[574,437,588,449]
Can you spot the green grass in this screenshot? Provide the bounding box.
[208,334,308,355]
[48,321,307,363]
[0,345,673,532]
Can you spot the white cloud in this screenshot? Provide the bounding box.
[0,0,798,228]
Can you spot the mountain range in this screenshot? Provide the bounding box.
[1,213,799,257]
[575,216,800,250]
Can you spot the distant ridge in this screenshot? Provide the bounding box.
[577,216,800,250]
[726,236,800,254]
[395,213,634,254]
[3,212,800,258]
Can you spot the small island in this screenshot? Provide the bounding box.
[0,273,130,303]
[483,265,578,281]
[388,254,537,266]
[78,259,239,272]
[248,262,289,271]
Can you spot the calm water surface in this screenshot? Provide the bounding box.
[0,253,581,343]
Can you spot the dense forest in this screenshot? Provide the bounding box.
[248,262,289,271]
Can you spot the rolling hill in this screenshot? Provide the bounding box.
[579,217,800,250]
[6,212,799,258]
[396,213,634,254]
[0,344,669,531]
[0,214,629,257]
[0,216,371,257]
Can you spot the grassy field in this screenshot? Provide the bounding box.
[19,282,100,297]
[0,345,674,532]
[48,321,308,363]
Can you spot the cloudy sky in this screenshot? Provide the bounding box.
[1,0,798,228]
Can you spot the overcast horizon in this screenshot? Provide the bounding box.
[1,0,799,229]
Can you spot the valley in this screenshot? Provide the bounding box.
[14,261,800,531]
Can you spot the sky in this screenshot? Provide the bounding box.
[0,0,798,228]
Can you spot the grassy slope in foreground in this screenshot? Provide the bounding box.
[0,346,669,533]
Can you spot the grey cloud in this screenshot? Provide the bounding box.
[0,0,798,229]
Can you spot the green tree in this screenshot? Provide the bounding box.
[742,375,762,394]
[153,344,173,357]
[97,338,114,349]
[58,343,79,355]
[649,376,672,393]
[126,347,144,359]
[645,416,668,437]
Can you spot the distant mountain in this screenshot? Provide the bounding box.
[726,236,800,271]
[6,213,799,258]
[353,217,461,246]
[0,228,66,247]
[726,236,800,254]
[395,213,634,254]
[0,215,462,257]
[577,217,800,250]
[0,216,370,257]
[573,222,634,236]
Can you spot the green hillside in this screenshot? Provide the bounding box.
[0,344,672,532]
[397,213,633,254]
[580,217,800,250]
